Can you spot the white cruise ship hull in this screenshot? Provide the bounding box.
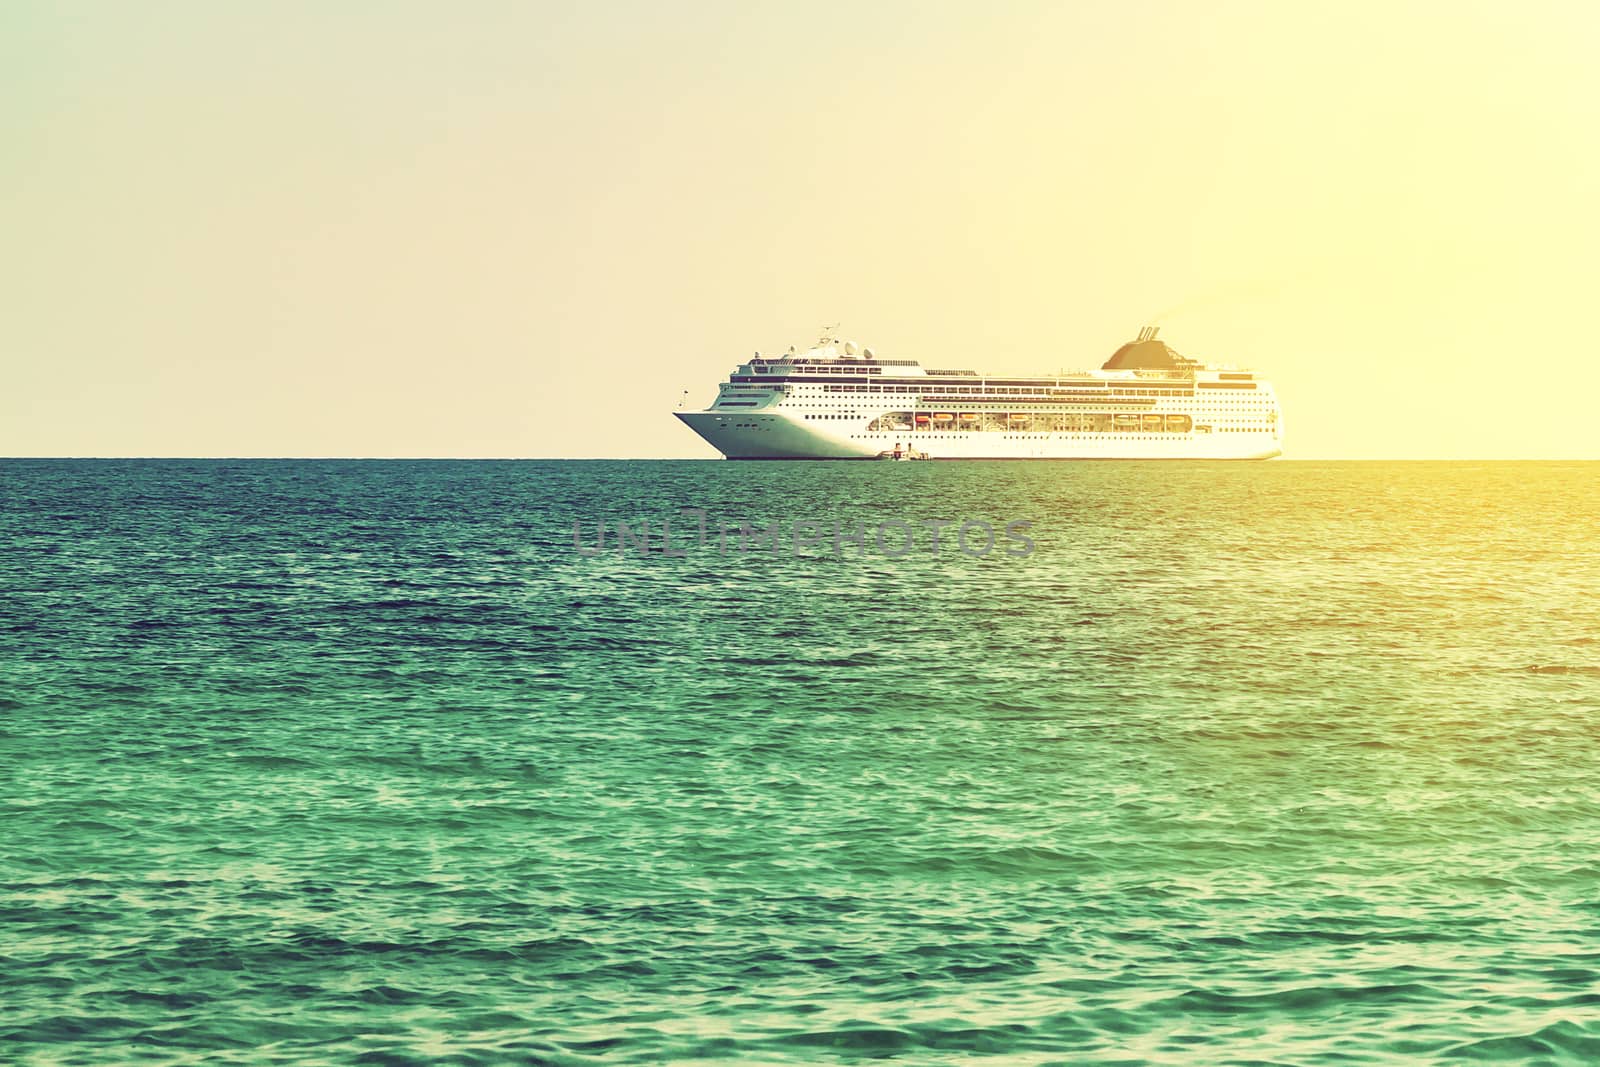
[677,411,1281,460]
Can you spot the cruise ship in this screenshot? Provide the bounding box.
[675,328,1282,460]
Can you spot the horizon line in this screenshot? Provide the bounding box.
[5,456,1600,463]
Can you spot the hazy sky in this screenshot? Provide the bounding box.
[4,1,1597,458]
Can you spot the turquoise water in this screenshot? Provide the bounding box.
[3,459,1599,1065]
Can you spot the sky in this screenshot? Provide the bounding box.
[3,0,1598,459]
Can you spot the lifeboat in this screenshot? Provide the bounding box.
[914,414,930,423]
[1114,414,1139,423]
[932,412,954,421]
[959,413,978,422]
[1165,414,1192,431]
[1142,414,1163,427]
[1008,414,1029,422]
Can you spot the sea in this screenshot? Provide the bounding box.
[3,458,1599,1065]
